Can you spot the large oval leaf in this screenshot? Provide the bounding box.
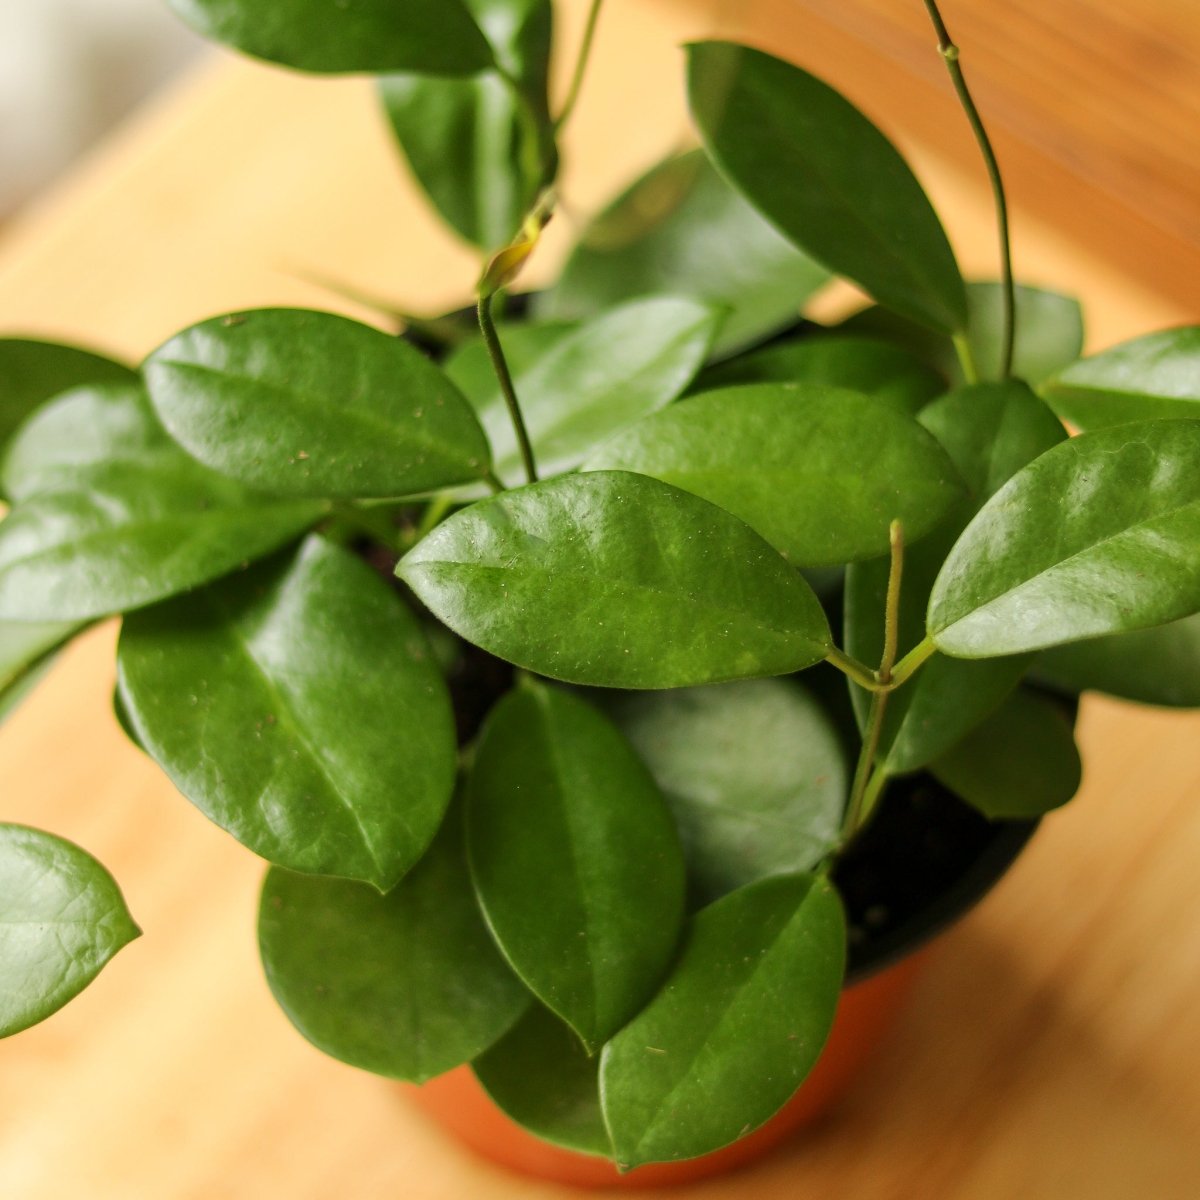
[0,824,140,1037]
[688,41,966,335]
[398,471,831,688]
[606,679,847,903]
[929,420,1200,658]
[166,0,494,76]
[538,149,830,356]
[0,384,324,622]
[1042,327,1200,428]
[599,872,845,1169]
[258,806,529,1083]
[144,309,491,499]
[467,681,685,1048]
[586,384,964,566]
[118,535,457,890]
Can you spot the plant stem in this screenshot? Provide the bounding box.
[923,0,1015,379]
[952,331,980,384]
[890,634,937,688]
[556,0,605,134]
[825,646,886,694]
[415,493,454,541]
[843,690,890,841]
[477,291,538,485]
[880,521,904,684]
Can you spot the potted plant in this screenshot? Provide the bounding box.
[1,0,1197,1187]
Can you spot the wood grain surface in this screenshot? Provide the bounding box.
[1,2,1198,1197]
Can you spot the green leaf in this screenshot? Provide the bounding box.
[144,309,491,499]
[0,824,140,1037]
[399,471,831,688]
[0,384,324,622]
[166,0,494,76]
[843,282,1084,386]
[443,319,577,404]
[0,619,81,726]
[930,420,1200,658]
[931,687,1082,819]
[585,383,964,566]
[473,1003,610,1157]
[538,149,830,356]
[695,335,945,415]
[258,805,529,1083]
[1041,327,1200,428]
[600,872,845,1169]
[118,535,457,889]
[463,297,721,487]
[468,682,684,1046]
[607,678,847,903]
[1032,613,1200,708]
[380,0,555,250]
[687,41,965,335]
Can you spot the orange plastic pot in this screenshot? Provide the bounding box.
[407,949,929,1188]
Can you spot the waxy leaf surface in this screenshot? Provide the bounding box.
[145,309,491,499]
[688,42,965,335]
[468,682,685,1047]
[167,0,494,75]
[118,536,457,889]
[399,471,831,688]
[600,873,845,1168]
[586,384,964,566]
[929,420,1200,657]
[258,807,529,1083]
[0,824,140,1037]
[540,149,830,355]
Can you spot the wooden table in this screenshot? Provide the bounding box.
[1,3,1197,1197]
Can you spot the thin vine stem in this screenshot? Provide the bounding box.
[923,0,1015,379]
[477,291,538,485]
[556,0,605,134]
[825,646,887,694]
[890,634,937,688]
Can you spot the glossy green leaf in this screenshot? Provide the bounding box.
[0,385,324,622]
[380,0,555,250]
[144,309,491,499]
[688,41,965,335]
[929,420,1200,658]
[0,619,81,726]
[118,535,457,889]
[931,687,1082,819]
[843,282,1084,386]
[473,1003,610,1156]
[586,383,964,566]
[599,872,845,1168]
[166,0,494,76]
[443,319,576,405]
[258,806,529,1083]
[465,297,721,487]
[0,824,140,1037]
[695,335,945,414]
[538,149,830,356]
[607,678,847,903]
[399,471,831,688]
[468,681,684,1047]
[1033,613,1200,708]
[1042,327,1200,428]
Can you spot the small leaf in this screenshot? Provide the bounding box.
[585,383,964,566]
[1042,327,1200,428]
[0,619,82,726]
[473,1003,610,1157]
[258,806,529,1083]
[468,682,685,1046]
[118,535,457,889]
[607,678,847,903]
[0,385,324,622]
[600,872,845,1169]
[0,824,140,1037]
[929,420,1200,658]
[144,309,491,499]
[931,687,1082,819]
[688,41,965,335]
[1032,613,1200,708]
[695,335,945,414]
[538,149,830,356]
[166,0,494,76]
[399,471,831,689]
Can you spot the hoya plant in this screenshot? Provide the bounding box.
[2,0,1198,1173]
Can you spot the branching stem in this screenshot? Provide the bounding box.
[477,291,538,485]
